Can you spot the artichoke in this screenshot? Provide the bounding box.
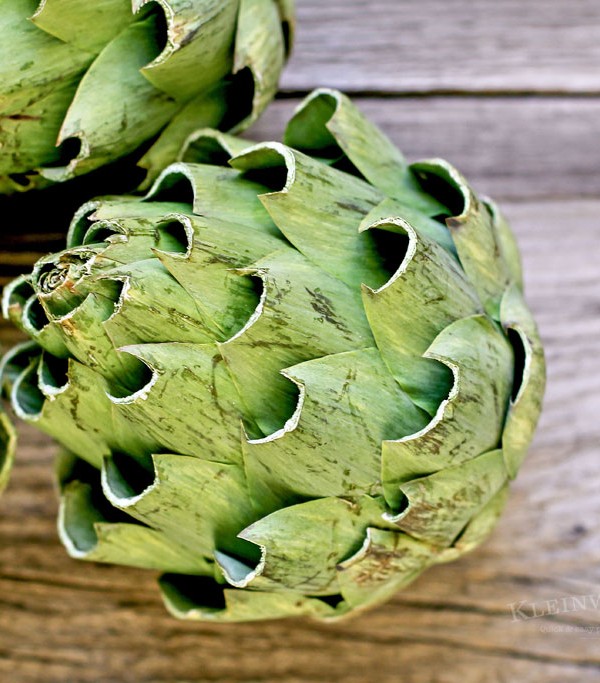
[1,90,545,622]
[0,0,292,194]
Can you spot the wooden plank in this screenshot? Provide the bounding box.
[0,198,599,681]
[249,96,600,199]
[283,0,600,94]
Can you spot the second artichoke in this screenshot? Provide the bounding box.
[0,0,292,194]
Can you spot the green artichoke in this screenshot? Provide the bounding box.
[0,0,292,194]
[1,90,545,622]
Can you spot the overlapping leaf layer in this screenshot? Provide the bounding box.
[1,90,545,621]
[0,0,292,194]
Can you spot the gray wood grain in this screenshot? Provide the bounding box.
[1,199,598,682]
[283,0,600,94]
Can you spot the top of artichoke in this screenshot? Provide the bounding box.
[1,89,545,622]
[0,0,293,194]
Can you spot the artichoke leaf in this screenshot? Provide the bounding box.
[98,259,217,347]
[436,482,510,563]
[148,162,279,237]
[283,88,446,216]
[180,128,256,165]
[137,83,229,186]
[25,281,147,391]
[485,199,524,290]
[212,549,286,593]
[0,75,80,180]
[237,495,396,595]
[360,197,455,255]
[138,0,239,101]
[0,0,92,184]
[337,528,438,610]
[274,0,295,51]
[159,573,342,622]
[79,215,190,263]
[31,0,132,52]
[108,342,250,463]
[102,452,256,560]
[0,411,17,496]
[0,341,42,396]
[0,0,90,111]
[67,198,193,247]
[387,449,508,547]
[59,480,212,573]
[2,278,69,357]
[284,89,407,176]
[382,315,514,509]
[361,216,481,414]
[500,284,546,478]
[231,0,285,131]
[412,159,512,318]
[8,355,152,468]
[230,143,387,288]
[42,17,178,182]
[244,348,429,508]
[2,276,33,330]
[219,248,376,434]
[154,213,282,340]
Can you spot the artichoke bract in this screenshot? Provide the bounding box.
[0,0,292,194]
[0,411,16,495]
[1,90,545,621]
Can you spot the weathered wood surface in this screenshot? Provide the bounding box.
[1,1,600,681]
[284,0,600,93]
